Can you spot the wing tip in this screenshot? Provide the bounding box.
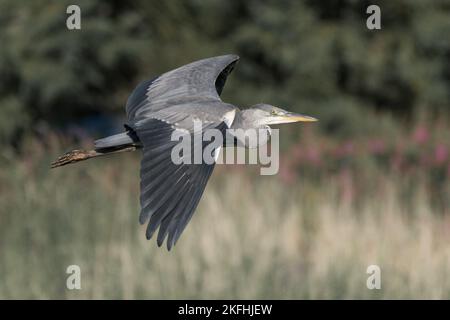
[228,53,240,61]
[224,54,240,65]
[213,53,239,64]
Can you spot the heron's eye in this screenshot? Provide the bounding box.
[271,109,278,115]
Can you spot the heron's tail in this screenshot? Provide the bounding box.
[51,130,141,169]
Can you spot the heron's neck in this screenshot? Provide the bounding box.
[231,111,267,131]
[228,111,271,148]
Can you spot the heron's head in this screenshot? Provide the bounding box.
[244,104,318,126]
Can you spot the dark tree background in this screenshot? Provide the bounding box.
[0,0,449,144]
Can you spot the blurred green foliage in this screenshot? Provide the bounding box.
[0,0,449,144]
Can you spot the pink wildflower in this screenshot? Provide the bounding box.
[412,126,429,144]
[434,144,448,165]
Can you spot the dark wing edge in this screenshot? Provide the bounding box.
[215,56,238,96]
[126,54,239,123]
[135,118,227,250]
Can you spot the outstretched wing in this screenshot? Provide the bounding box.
[134,117,227,250]
[126,54,239,123]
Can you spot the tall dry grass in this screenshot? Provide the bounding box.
[0,134,450,299]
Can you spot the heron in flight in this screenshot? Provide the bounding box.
[52,54,317,250]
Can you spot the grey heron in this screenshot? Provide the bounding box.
[51,54,317,250]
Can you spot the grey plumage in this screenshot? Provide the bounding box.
[51,54,317,250]
[94,131,139,149]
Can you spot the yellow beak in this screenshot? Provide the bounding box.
[285,113,318,122]
[269,113,318,124]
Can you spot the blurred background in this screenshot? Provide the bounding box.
[0,0,450,299]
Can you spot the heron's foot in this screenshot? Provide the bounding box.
[50,149,91,168]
